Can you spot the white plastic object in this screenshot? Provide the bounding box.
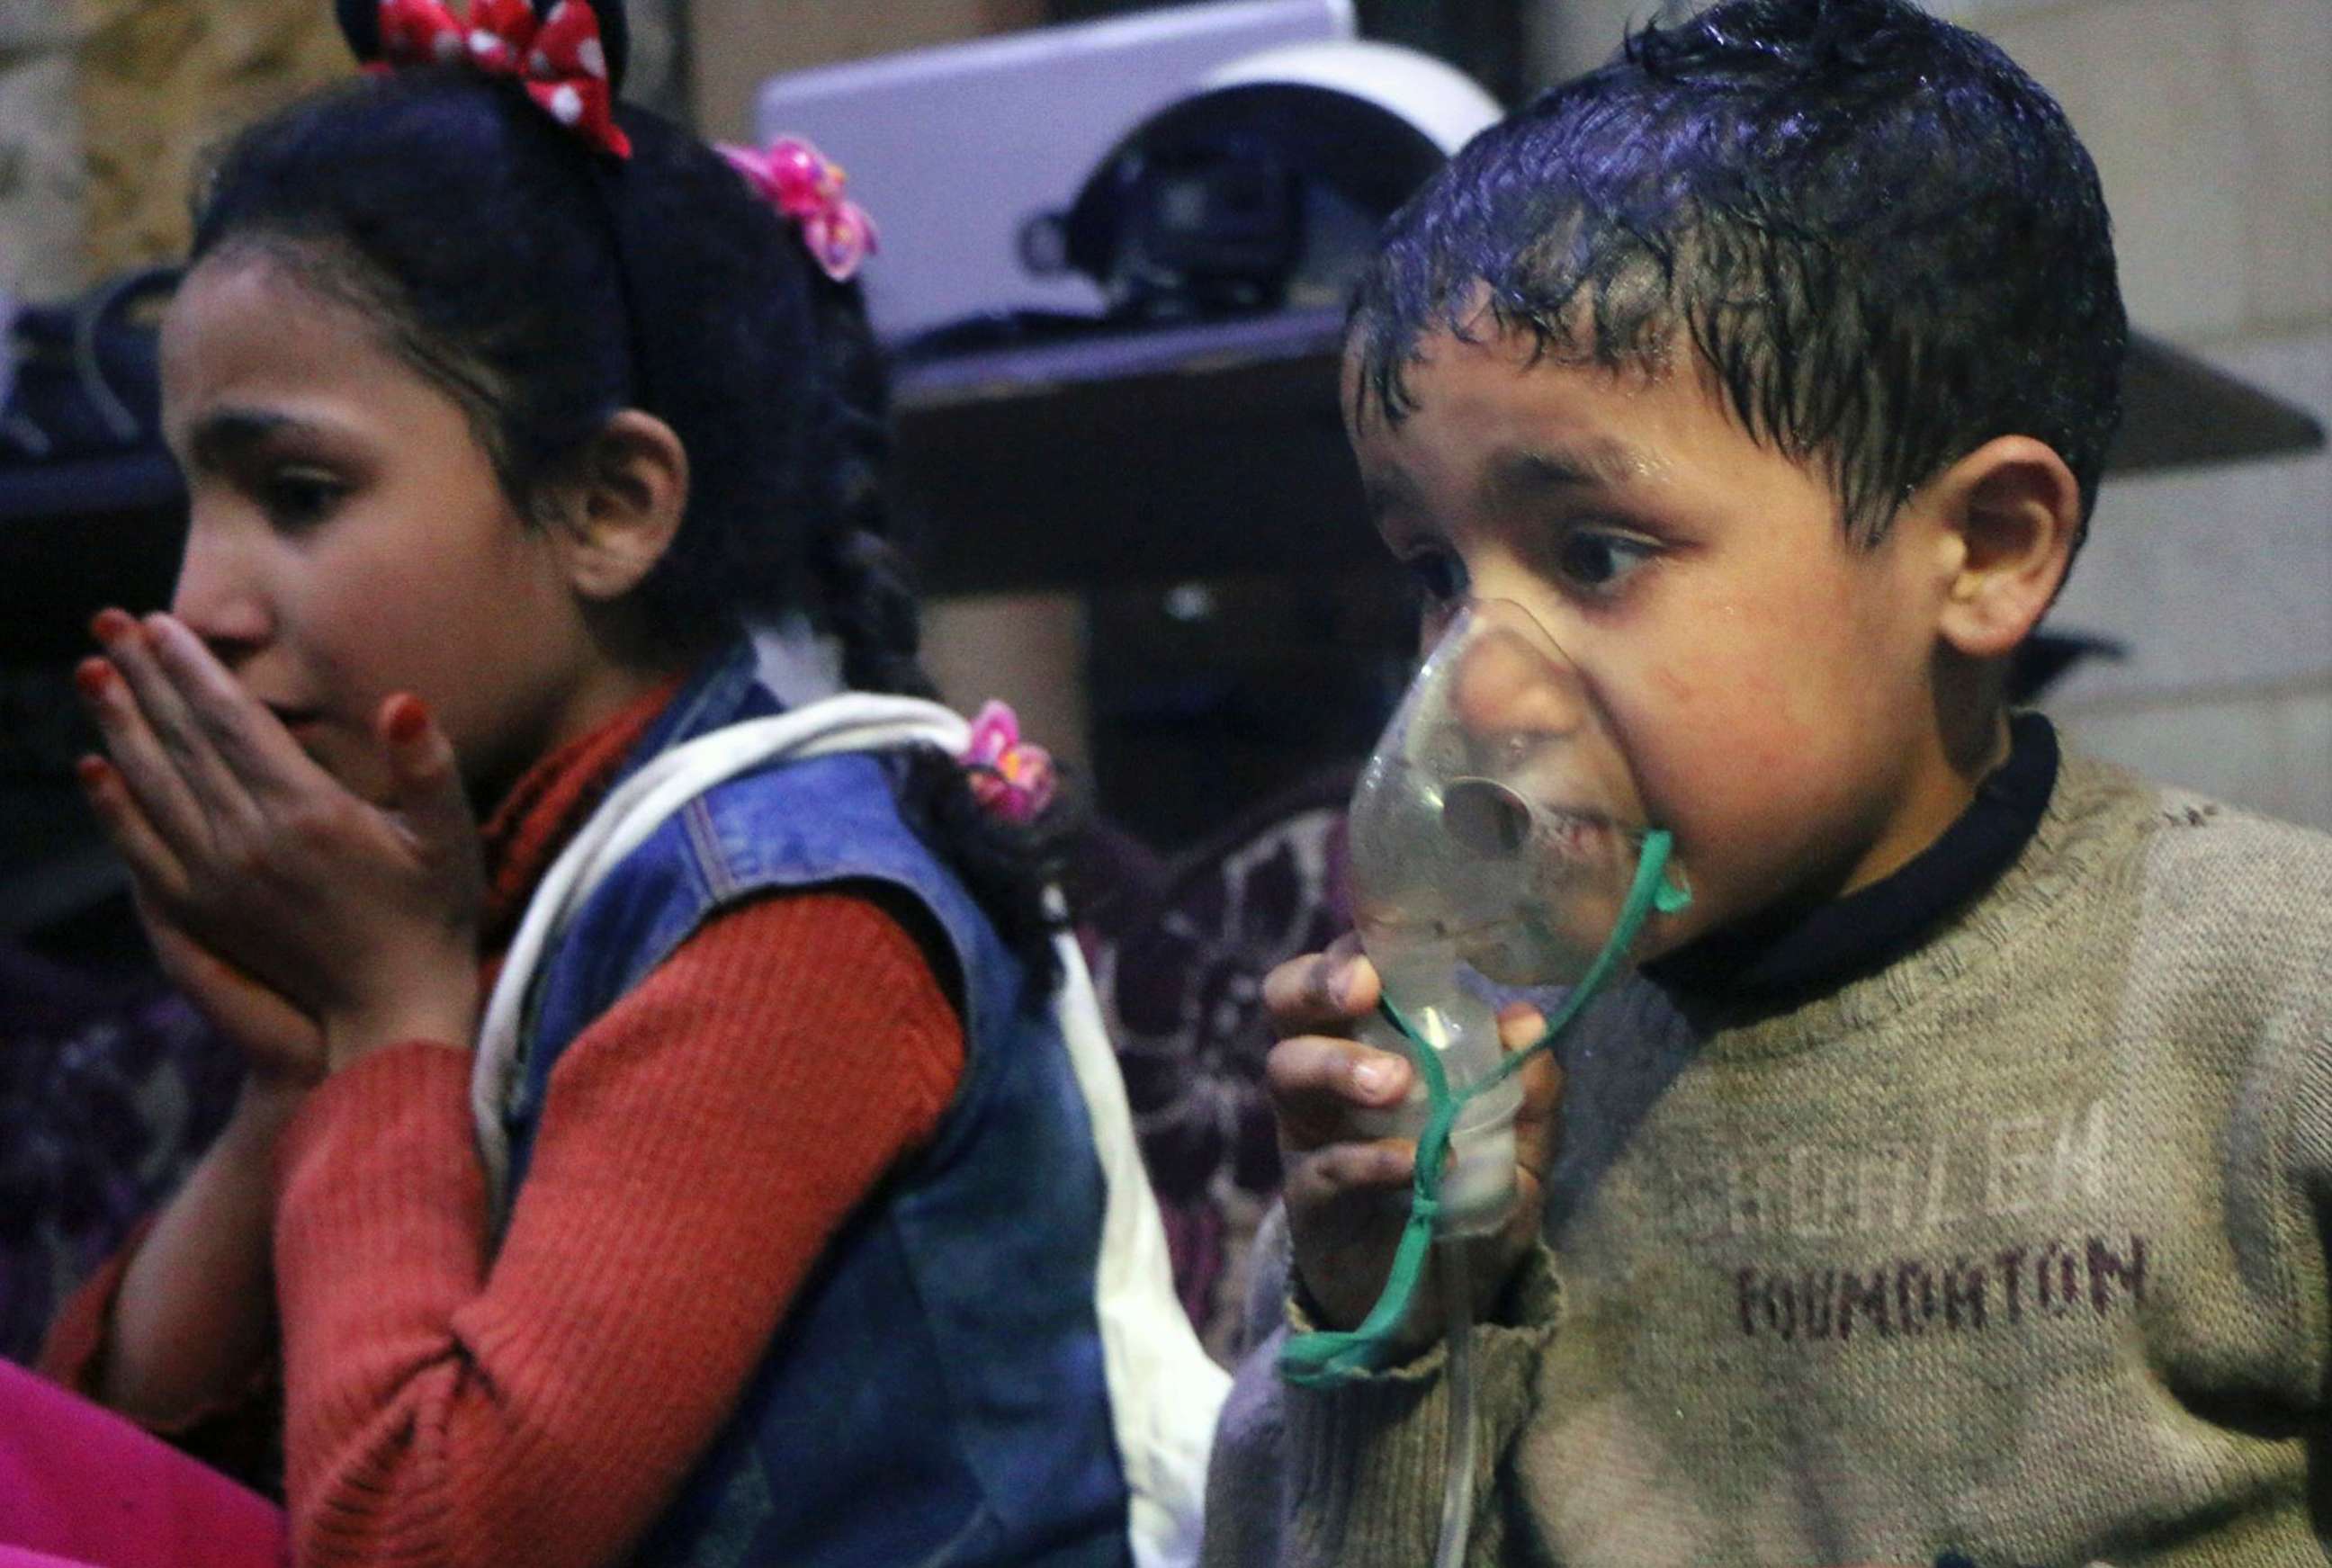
[750,0,1355,337]
[1199,38,1503,156]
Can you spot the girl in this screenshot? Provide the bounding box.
[24,2,1221,1564]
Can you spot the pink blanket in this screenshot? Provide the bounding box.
[0,1360,283,1567]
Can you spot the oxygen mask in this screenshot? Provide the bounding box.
[1284,598,1690,1567]
[1346,598,1670,1236]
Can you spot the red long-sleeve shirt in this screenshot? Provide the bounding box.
[45,683,967,1567]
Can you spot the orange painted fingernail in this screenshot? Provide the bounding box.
[89,608,136,644]
[76,755,111,790]
[386,696,430,745]
[74,659,115,700]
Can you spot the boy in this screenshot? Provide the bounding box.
[1202,2,2332,1564]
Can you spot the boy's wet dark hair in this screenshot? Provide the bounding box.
[189,69,1064,989]
[1350,0,2128,548]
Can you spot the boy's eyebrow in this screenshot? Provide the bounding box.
[1486,441,1655,497]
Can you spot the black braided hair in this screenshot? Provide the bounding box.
[187,58,1067,994]
[799,260,1071,997]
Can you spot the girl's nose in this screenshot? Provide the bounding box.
[168,525,272,664]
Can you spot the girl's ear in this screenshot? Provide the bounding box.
[1922,435,2083,660]
[554,409,689,603]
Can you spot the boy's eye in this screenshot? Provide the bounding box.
[259,470,347,531]
[1553,530,1656,593]
[1402,549,1468,606]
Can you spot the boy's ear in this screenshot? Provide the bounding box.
[553,410,690,603]
[1920,435,2083,659]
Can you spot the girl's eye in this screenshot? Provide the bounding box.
[259,470,346,532]
[1553,530,1657,594]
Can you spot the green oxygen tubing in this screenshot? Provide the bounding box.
[1278,828,1690,1567]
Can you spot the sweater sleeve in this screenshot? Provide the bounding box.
[2268,980,2332,1402]
[269,887,964,1568]
[1201,1228,1560,1568]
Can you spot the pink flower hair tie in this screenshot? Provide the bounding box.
[961,702,1057,825]
[718,135,879,283]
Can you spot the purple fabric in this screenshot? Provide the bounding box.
[1079,769,1356,1350]
[0,938,241,1362]
[0,1360,283,1566]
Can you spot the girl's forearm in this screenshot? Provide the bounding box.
[95,1075,307,1424]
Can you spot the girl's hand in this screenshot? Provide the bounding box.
[76,609,487,1070]
[137,890,328,1087]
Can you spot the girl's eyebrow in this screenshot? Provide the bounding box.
[183,406,328,471]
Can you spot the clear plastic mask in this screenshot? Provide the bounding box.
[1347,597,1661,1233]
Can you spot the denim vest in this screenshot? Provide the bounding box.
[498,646,1132,1567]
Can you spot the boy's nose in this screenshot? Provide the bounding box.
[169,528,272,664]
[1447,617,1590,757]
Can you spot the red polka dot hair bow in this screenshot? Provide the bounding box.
[347,0,632,158]
[718,136,879,283]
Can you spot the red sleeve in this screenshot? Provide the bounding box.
[269,888,965,1568]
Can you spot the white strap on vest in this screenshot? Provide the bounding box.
[470,693,1225,1568]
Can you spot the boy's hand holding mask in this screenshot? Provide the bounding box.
[1263,935,1561,1340]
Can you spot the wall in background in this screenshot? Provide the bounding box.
[1975,0,2331,832]
[0,4,88,301]
[76,0,350,282]
[687,0,1045,142]
[1533,0,2331,830]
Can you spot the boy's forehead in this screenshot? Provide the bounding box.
[1341,299,1691,405]
[1340,321,1689,464]
[1337,320,1872,535]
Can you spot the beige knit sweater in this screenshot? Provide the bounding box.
[1202,752,2332,1567]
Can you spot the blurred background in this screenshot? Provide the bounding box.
[9,0,2322,867]
[0,0,2325,1357]
[4,0,2323,870]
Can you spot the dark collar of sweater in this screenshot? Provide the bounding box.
[1643,712,2060,1007]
